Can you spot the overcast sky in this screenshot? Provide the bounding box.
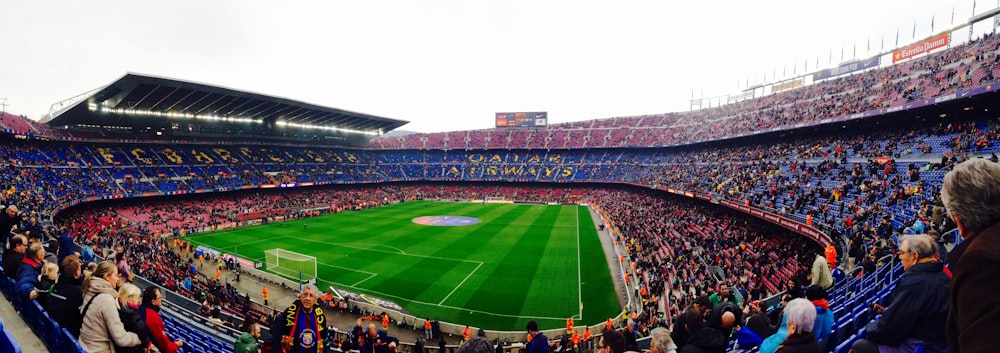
[0,0,992,133]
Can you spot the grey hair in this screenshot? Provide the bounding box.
[900,234,936,259]
[649,327,677,352]
[300,284,320,296]
[941,158,1000,233]
[458,337,494,353]
[783,298,816,333]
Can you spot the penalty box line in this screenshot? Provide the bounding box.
[290,237,484,291]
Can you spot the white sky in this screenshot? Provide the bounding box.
[0,0,993,133]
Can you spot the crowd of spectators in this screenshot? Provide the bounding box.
[371,33,1000,150]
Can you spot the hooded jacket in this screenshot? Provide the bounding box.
[234,332,260,353]
[79,277,142,353]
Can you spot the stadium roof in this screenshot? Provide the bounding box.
[42,73,408,135]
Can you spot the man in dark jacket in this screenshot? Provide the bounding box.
[2,235,26,279]
[270,284,326,353]
[14,242,44,301]
[525,321,549,353]
[57,227,77,262]
[852,234,949,353]
[672,295,711,349]
[45,254,84,336]
[0,205,21,247]
[676,308,726,353]
[943,158,1000,353]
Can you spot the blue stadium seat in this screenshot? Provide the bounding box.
[835,334,859,353]
[0,320,23,353]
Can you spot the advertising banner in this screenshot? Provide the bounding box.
[813,56,881,80]
[496,112,547,128]
[893,33,950,62]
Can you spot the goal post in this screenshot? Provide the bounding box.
[264,248,318,283]
[484,196,513,204]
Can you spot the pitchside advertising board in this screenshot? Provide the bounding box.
[496,112,548,128]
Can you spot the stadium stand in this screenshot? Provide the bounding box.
[1,28,997,353]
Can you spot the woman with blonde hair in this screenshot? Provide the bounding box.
[79,261,143,353]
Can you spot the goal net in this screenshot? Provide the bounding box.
[484,196,512,204]
[264,248,317,282]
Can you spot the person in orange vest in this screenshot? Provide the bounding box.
[382,313,390,332]
[583,327,592,350]
[571,330,580,349]
[215,267,221,281]
[462,325,471,344]
[806,214,813,226]
[424,318,433,340]
[566,317,574,334]
[605,318,613,331]
[825,244,837,270]
[262,286,269,305]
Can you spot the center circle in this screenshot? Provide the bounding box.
[412,216,481,226]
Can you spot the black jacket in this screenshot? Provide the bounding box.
[117,302,152,353]
[45,274,84,336]
[866,262,949,346]
[774,332,819,353]
[677,327,726,353]
[1,250,22,279]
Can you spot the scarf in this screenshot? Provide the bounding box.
[281,301,324,353]
[811,299,829,310]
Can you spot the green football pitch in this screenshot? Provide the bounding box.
[185,200,621,330]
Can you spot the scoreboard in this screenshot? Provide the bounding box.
[495,112,547,128]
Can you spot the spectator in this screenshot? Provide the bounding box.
[22,216,44,242]
[356,322,397,353]
[116,283,152,353]
[79,261,143,353]
[804,285,834,343]
[141,286,183,353]
[81,243,95,265]
[672,295,711,348]
[944,158,1000,353]
[0,205,22,244]
[271,284,327,353]
[57,226,77,262]
[621,318,639,352]
[600,329,626,353]
[235,318,261,353]
[14,241,45,301]
[2,234,26,279]
[649,327,677,353]
[676,308,725,353]
[708,283,740,309]
[525,321,550,353]
[35,261,58,306]
[738,301,774,348]
[47,254,84,336]
[458,337,494,353]
[773,299,820,353]
[853,234,949,353]
[809,253,832,289]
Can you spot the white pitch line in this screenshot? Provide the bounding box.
[576,205,583,321]
[298,273,569,321]
[351,273,378,287]
[317,262,377,276]
[438,262,484,305]
[293,238,480,264]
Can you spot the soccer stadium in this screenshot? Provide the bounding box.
[1,2,999,353]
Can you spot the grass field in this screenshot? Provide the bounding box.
[185,200,620,330]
